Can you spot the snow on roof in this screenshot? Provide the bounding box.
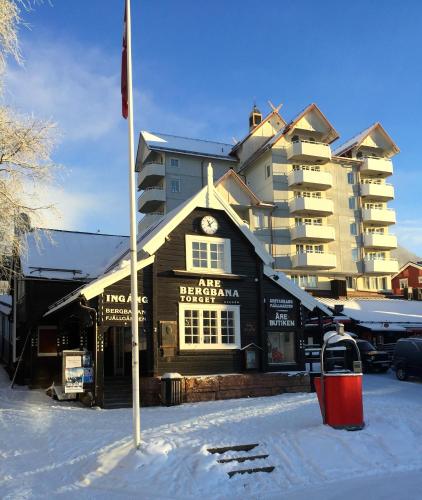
[21,229,129,281]
[333,124,375,156]
[0,295,12,315]
[141,131,237,162]
[318,298,422,325]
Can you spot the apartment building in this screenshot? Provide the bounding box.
[136,103,399,295]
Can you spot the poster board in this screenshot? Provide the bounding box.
[62,350,93,394]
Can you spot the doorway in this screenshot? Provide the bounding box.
[104,327,132,377]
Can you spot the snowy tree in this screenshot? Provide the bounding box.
[0,0,57,282]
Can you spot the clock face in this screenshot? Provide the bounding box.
[201,215,218,235]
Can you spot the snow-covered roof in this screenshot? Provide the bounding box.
[0,295,12,315]
[21,229,129,281]
[141,131,237,162]
[392,261,422,279]
[318,298,422,325]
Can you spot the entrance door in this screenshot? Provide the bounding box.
[113,328,125,376]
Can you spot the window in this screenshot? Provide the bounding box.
[350,223,358,236]
[349,197,356,209]
[296,244,324,254]
[38,326,58,357]
[292,165,320,172]
[364,202,383,210]
[290,275,317,288]
[352,248,359,262]
[367,252,386,260]
[295,191,322,199]
[179,304,240,350]
[186,235,231,273]
[265,165,271,179]
[170,178,181,193]
[366,227,384,234]
[347,172,355,184]
[254,213,269,229]
[295,217,322,226]
[169,158,179,168]
[346,276,355,289]
[418,276,422,284]
[268,331,296,365]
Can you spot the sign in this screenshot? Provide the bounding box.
[179,279,240,304]
[100,292,149,326]
[63,350,94,394]
[266,297,297,329]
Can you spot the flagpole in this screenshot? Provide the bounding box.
[125,0,141,449]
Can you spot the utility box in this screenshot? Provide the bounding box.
[161,373,183,406]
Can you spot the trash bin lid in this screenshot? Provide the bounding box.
[161,372,183,379]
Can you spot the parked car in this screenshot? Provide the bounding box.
[392,338,422,381]
[356,340,390,373]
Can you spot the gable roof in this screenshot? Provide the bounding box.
[392,261,422,279]
[214,169,274,207]
[231,109,286,154]
[333,122,400,157]
[140,131,237,162]
[45,165,331,317]
[21,229,129,281]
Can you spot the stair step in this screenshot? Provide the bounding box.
[207,443,259,454]
[217,454,269,464]
[228,466,275,478]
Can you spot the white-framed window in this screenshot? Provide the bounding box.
[290,274,317,288]
[254,213,269,229]
[292,164,320,172]
[185,235,232,273]
[295,191,322,199]
[295,217,322,226]
[170,178,181,193]
[265,165,271,179]
[179,303,240,350]
[399,278,409,289]
[296,244,324,254]
[364,202,383,210]
[169,157,179,168]
[38,326,58,357]
[347,171,355,184]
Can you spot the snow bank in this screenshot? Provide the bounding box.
[1,367,422,499]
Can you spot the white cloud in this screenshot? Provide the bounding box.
[395,219,422,256]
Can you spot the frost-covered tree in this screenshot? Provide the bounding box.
[0,0,57,282]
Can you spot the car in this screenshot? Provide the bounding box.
[392,338,422,381]
[356,340,390,373]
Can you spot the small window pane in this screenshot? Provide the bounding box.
[350,223,357,235]
[349,197,356,209]
[352,248,359,261]
[184,310,199,344]
[347,172,354,184]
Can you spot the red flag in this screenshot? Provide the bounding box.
[121,3,128,119]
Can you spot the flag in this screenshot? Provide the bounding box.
[121,3,128,119]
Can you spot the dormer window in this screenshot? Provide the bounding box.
[186,235,232,273]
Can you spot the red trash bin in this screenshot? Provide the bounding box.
[314,374,364,429]
[315,324,365,431]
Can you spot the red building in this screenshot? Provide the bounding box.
[392,262,422,296]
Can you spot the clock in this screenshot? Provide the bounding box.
[200,215,218,235]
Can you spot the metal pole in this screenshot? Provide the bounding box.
[126,0,141,449]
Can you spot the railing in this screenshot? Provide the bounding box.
[290,194,331,200]
[142,186,164,191]
[291,139,328,146]
[291,165,322,172]
[364,257,398,262]
[361,180,392,186]
[295,250,336,255]
[143,159,164,166]
[363,206,395,211]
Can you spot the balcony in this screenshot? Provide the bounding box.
[137,187,166,213]
[362,208,396,225]
[290,224,335,242]
[287,140,331,164]
[364,258,399,274]
[292,252,337,270]
[138,212,164,234]
[137,162,165,190]
[360,157,393,177]
[363,233,397,250]
[289,196,334,216]
[288,169,333,191]
[360,182,394,201]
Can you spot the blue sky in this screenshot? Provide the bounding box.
[6,0,422,255]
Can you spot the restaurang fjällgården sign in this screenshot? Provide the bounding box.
[265,297,297,328]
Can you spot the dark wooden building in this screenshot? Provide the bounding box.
[10,168,331,407]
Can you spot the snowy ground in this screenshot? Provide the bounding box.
[1,368,422,499]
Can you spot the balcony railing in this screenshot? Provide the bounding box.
[360,157,393,177]
[289,196,334,216]
[290,224,335,242]
[363,233,397,249]
[364,258,399,274]
[288,169,333,190]
[137,162,165,190]
[360,182,394,201]
[287,140,332,164]
[292,251,337,269]
[362,207,396,225]
[137,186,166,213]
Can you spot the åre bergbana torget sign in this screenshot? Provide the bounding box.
[265,297,297,329]
[179,278,240,304]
